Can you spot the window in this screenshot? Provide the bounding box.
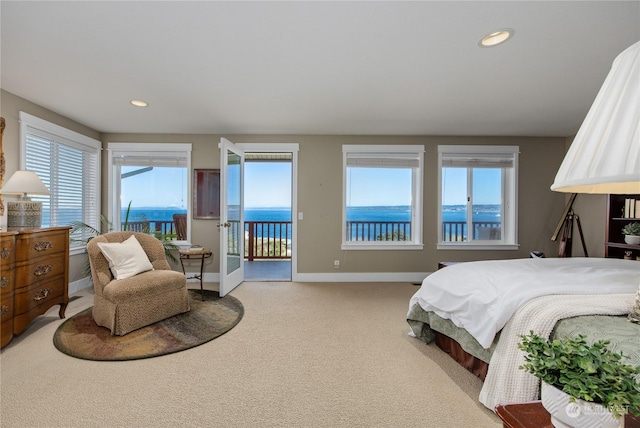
[438,145,519,249]
[19,112,101,253]
[107,143,191,242]
[342,145,424,250]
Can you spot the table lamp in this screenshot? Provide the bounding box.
[0,170,50,228]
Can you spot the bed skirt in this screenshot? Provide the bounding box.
[434,332,488,381]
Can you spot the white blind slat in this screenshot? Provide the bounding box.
[24,123,101,250]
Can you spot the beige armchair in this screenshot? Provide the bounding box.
[87,231,190,335]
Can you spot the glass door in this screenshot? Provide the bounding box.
[218,138,244,296]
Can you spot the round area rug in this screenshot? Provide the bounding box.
[53,289,243,361]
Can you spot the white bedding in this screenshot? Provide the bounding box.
[408,257,640,349]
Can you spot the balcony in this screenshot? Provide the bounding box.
[442,221,501,241]
[124,220,180,238]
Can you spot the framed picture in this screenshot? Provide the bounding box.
[193,169,220,219]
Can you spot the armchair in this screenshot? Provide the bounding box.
[87,231,190,335]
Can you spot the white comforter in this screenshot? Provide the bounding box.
[408,257,639,349]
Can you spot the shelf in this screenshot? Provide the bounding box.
[606,194,640,259]
[606,242,640,250]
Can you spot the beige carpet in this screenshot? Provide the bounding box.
[0,281,500,428]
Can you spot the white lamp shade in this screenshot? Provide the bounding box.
[551,40,640,194]
[0,170,51,196]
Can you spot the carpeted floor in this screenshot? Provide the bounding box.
[0,281,501,427]
[53,289,244,361]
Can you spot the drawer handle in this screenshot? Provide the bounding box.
[0,248,9,259]
[34,265,53,277]
[0,305,7,318]
[33,288,51,302]
[0,276,7,288]
[35,241,53,251]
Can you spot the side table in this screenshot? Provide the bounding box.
[178,248,213,300]
[437,261,459,270]
[495,402,552,428]
[495,401,640,428]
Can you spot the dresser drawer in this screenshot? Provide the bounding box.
[1,289,14,323]
[15,253,67,289]
[1,235,16,265]
[0,268,15,296]
[0,291,14,348]
[13,275,64,316]
[14,229,68,261]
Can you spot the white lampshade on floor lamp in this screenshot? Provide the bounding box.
[551,40,640,195]
[0,170,50,228]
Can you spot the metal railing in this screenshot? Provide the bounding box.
[346,221,412,241]
[442,221,501,242]
[123,220,179,238]
[245,221,291,260]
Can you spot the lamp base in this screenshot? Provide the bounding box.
[7,201,43,228]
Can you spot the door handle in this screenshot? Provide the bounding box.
[216,222,231,228]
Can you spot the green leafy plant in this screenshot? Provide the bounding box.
[622,222,640,236]
[70,202,180,279]
[518,332,640,418]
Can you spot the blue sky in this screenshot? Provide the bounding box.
[442,168,501,205]
[120,164,500,209]
[245,162,291,208]
[121,166,188,208]
[346,168,411,206]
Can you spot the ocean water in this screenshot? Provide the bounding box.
[122,205,501,240]
[46,205,499,240]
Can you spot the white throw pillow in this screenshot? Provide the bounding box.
[97,235,154,280]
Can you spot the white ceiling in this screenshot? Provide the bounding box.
[1,1,639,137]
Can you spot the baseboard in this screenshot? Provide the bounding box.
[73,271,431,290]
[292,272,431,283]
[200,271,430,283]
[69,277,92,295]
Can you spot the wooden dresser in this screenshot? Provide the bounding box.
[1,230,18,347]
[1,226,70,348]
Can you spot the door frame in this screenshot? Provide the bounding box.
[238,143,299,281]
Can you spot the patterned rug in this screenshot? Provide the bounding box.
[53,289,244,361]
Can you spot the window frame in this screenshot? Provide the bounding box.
[342,144,424,251]
[19,111,102,255]
[437,145,519,250]
[106,142,192,243]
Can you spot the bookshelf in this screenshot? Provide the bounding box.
[605,194,640,259]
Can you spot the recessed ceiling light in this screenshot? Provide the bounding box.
[479,29,514,48]
[130,99,148,107]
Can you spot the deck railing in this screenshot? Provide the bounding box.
[346,221,412,241]
[122,220,179,238]
[123,219,502,250]
[245,221,291,260]
[442,221,501,241]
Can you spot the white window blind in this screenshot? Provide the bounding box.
[20,112,101,251]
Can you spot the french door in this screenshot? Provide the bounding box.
[218,138,244,296]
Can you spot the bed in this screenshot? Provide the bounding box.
[406,257,640,412]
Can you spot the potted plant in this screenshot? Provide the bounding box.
[518,332,640,428]
[70,202,179,279]
[622,222,640,245]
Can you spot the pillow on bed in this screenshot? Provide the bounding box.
[97,235,154,280]
[629,287,640,324]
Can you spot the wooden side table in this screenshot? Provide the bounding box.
[495,402,552,428]
[178,248,212,300]
[495,401,640,428]
[437,261,459,270]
